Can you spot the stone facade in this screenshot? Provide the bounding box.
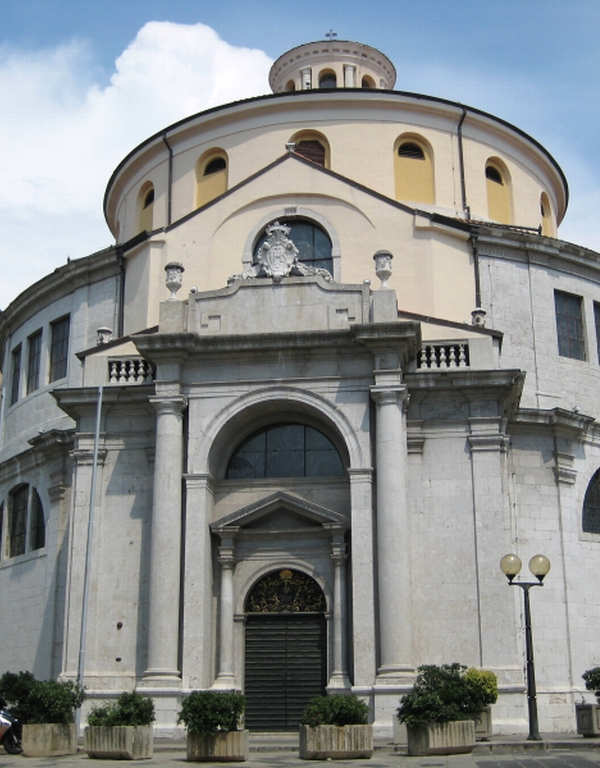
[0,38,599,739]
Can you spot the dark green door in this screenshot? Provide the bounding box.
[245,613,326,730]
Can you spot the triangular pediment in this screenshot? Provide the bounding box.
[211,491,347,533]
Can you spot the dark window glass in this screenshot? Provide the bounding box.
[10,345,21,405]
[361,76,374,89]
[555,291,585,360]
[204,157,226,175]
[319,72,336,88]
[594,302,600,364]
[49,316,70,381]
[143,189,154,208]
[486,165,503,184]
[0,502,3,559]
[398,142,424,159]
[583,470,600,534]
[29,490,45,551]
[253,219,333,275]
[8,485,28,557]
[226,424,344,479]
[27,330,42,394]
[296,140,326,167]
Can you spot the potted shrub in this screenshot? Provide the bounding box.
[0,671,83,757]
[84,691,155,759]
[299,694,372,759]
[177,691,247,762]
[397,663,493,756]
[464,667,498,740]
[576,667,600,736]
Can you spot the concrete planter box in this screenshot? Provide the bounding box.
[576,703,600,736]
[407,720,475,756]
[299,724,373,759]
[187,729,248,761]
[473,706,492,741]
[22,723,77,757]
[85,725,153,759]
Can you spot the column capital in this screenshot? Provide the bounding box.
[370,384,408,406]
[149,395,187,415]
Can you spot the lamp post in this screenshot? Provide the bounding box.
[500,553,551,741]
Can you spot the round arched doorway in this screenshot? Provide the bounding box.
[244,568,327,730]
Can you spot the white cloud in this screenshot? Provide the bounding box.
[0,22,272,309]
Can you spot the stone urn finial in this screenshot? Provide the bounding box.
[471,307,487,327]
[373,250,393,289]
[96,327,112,345]
[165,262,184,300]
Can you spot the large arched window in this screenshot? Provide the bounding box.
[196,149,228,208]
[137,182,154,233]
[253,218,333,275]
[290,130,330,168]
[226,424,344,479]
[583,470,600,534]
[394,134,435,204]
[485,158,512,225]
[1,484,45,559]
[318,69,337,89]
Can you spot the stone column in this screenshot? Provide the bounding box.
[143,395,186,684]
[343,64,356,87]
[327,530,350,690]
[213,531,238,689]
[371,385,413,681]
[301,67,312,89]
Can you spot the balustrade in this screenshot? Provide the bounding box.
[417,342,470,370]
[108,357,155,384]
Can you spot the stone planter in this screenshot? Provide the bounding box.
[473,706,492,741]
[187,729,248,762]
[576,703,600,736]
[299,724,373,759]
[85,725,153,759]
[407,720,475,756]
[22,723,77,757]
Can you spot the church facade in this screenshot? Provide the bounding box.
[1,39,599,736]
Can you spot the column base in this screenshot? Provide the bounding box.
[211,673,239,691]
[139,669,182,689]
[326,672,352,691]
[376,664,415,685]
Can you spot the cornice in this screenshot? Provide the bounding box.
[512,407,595,438]
[52,385,155,420]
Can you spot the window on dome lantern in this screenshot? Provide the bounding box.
[196,150,228,208]
[361,75,375,89]
[226,424,344,479]
[394,135,434,204]
[285,79,295,92]
[318,70,337,88]
[138,182,154,233]
[554,290,585,360]
[583,469,600,534]
[485,159,512,224]
[253,218,333,276]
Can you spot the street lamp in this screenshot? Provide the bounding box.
[500,553,551,741]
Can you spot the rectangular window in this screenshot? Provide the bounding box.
[594,302,600,364]
[554,290,585,360]
[8,486,28,557]
[49,315,70,382]
[10,345,22,405]
[27,330,42,394]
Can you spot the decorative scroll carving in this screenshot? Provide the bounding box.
[231,221,332,283]
[245,568,326,613]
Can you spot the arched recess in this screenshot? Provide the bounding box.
[394,134,435,204]
[540,192,554,237]
[485,157,512,224]
[137,181,154,233]
[583,469,600,534]
[290,130,330,168]
[361,75,375,89]
[196,149,228,208]
[318,69,337,89]
[285,79,296,92]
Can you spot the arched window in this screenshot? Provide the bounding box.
[285,79,296,92]
[394,134,435,204]
[137,182,154,233]
[196,149,228,208]
[583,470,600,534]
[361,75,375,89]
[485,158,512,224]
[318,69,337,89]
[289,130,330,168]
[540,192,554,237]
[253,218,333,275]
[226,423,344,479]
[2,484,45,559]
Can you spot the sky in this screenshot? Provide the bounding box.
[1,0,599,310]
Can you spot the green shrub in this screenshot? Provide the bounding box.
[397,663,496,728]
[0,672,83,725]
[177,691,245,736]
[464,668,498,704]
[582,667,600,700]
[301,694,369,726]
[88,692,155,726]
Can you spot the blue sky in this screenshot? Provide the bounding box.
[1,0,599,308]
